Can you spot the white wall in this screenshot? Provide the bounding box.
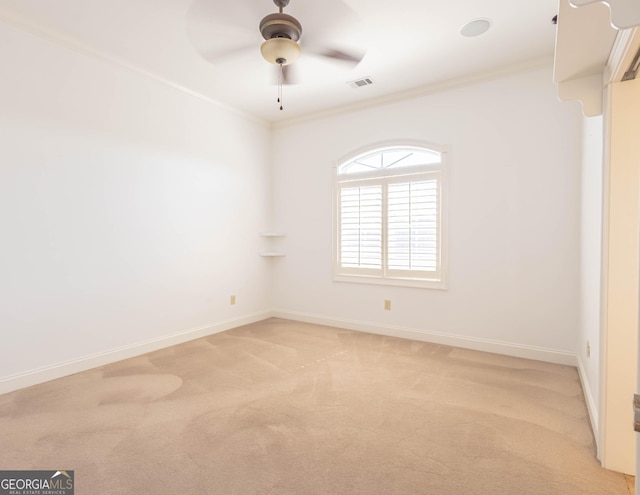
[271,66,583,361]
[0,21,272,390]
[578,115,604,443]
[0,20,585,392]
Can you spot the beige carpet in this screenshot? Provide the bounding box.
[0,318,630,494]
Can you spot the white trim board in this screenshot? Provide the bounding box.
[272,309,578,367]
[577,356,601,457]
[0,311,272,395]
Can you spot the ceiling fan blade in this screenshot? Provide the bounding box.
[288,0,362,39]
[187,0,266,31]
[186,0,266,64]
[316,47,366,66]
[197,43,256,65]
[283,64,299,85]
[271,63,300,85]
[294,0,368,69]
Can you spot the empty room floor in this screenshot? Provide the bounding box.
[0,318,631,494]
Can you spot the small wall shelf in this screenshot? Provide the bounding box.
[259,232,286,257]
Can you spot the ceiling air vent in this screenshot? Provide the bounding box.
[348,77,374,89]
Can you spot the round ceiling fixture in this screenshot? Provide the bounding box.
[460,18,492,38]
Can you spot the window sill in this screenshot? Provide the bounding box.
[333,274,448,290]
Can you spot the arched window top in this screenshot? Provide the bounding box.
[338,146,442,175]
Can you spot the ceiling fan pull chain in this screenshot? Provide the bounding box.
[278,61,284,110]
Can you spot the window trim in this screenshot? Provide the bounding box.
[332,141,449,290]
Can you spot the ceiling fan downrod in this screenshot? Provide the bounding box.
[273,0,290,14]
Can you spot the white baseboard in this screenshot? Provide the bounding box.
[576,356,600,457]
[272,309,578,366]
[1,309,580,396]
[0,311,273,395]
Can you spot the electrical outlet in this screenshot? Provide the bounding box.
[586,341,590,358]
[384,299,391,311]
[230,295,236,305]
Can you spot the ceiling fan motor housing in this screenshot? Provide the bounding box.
[259,13,302,42]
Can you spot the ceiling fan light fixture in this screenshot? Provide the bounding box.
[260,37,301,65]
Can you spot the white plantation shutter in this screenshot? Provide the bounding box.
[387,179,439,274]
[339,185,383,272]
[335,145,447,288]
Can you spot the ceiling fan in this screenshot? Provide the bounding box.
[186,0,366,105]
[258,0,364,71]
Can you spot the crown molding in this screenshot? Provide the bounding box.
[272,57,554,130]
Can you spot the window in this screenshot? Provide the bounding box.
[334,144,447,289]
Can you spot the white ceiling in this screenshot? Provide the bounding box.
[0,0,560,124]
